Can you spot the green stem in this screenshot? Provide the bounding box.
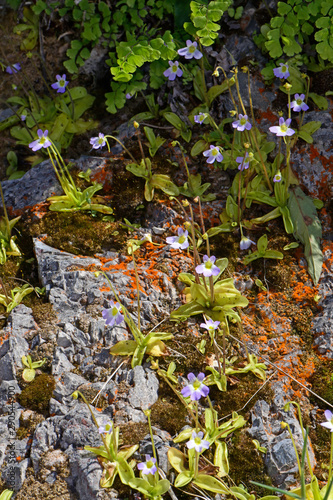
[329,432,333,484]
[75,390,115,461]
[249,128,273,191]
[105,135,137,163]
[198,41,208,106]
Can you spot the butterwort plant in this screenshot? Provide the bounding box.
[72,390,138,488]
[28,129,113,214]
[129,409,170,500]
[97,270,173,368]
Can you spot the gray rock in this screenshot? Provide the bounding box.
[127,366,159,411]
[248,398,316,488]
[53,372,88,403]
[0,160,62,210]
[30,417,60,472]
[52,347,75,376]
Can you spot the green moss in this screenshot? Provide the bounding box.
[309,360,333,408]
[28,212,130,256]
[229,430,272,496]
[18,374,55,415]
[119,422,148,447]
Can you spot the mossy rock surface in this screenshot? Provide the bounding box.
[18,374,56,415]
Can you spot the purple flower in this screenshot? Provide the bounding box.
[203,145,223,164]
[289,94,309,112]
[29,129,51,151]
[195,255,220,277]
[166,228,189,250]
[98,420,113,435]
[194,112,207,124]
[90,133,106,150]
[102,301,124,327]
[232,114,252,132]
[273,63,290,79]
[181,373,209,401]
[236,152,250,171]
[240,236,255,250]
[178,40,202,60]
[269,117,295,137]
[321,410,333,432]
[163,60,183,81]
[273,171,282,183]
[20,114,26,121]
[6,63,21,74]
[137,455,157,475]
[51,74,69,93]
[186,431,210,453]
[200,318,220,333]
[126,93,133,99]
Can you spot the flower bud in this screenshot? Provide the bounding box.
[202,233,208,240]
[133,121,140,129]
[182,199,189,207]
[284,82,292,91]
[212,68,220,77]
[280,421,288,429]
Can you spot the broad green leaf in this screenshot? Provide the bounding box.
[174,470,194,488]
[214,440,229,476]
[151,479,170,496]
[167,448,187,473]
[0,490,14,500]
[128,478,151,496]
[193,474,230,494]
[109,340,138,356]
[308,93,328,110]
[257,234,268,254]
[288,186,323,284]
[116,456,135,485]
[207,81,231,106]
[191,139,209,156]
[22,368,36,382]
